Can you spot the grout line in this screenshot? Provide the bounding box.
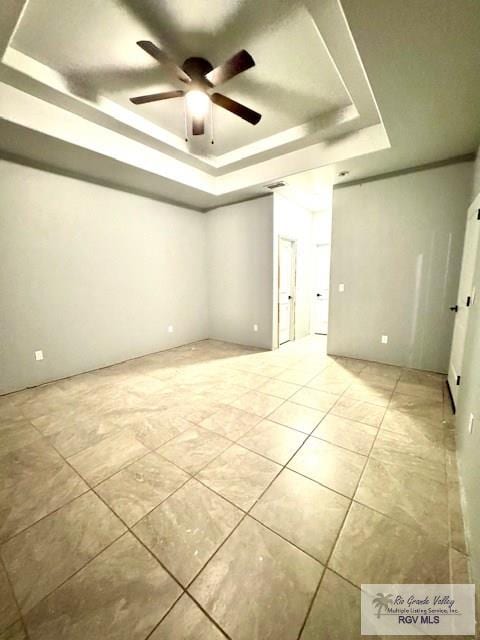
[0,337,456,640]
[294,367,400,639]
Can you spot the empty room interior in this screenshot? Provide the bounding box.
[1,1,480,639]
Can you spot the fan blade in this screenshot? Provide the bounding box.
[205,50,255,86]
[210,93,261,125]
[130,90,184,105]
[136,40,191,84]
[192,115,205,136]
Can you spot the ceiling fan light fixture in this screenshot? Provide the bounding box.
[185,90,210,118]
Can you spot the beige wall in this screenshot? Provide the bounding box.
[455,148,480,582]
[0,160,208,394]
[206,196,274,349]
[329,162,472,372]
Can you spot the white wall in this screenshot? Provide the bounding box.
[206,196,274,349]
[329,162,472,372]
[0,160,208,394]
[454,147,480,583]
[273,194,313,346]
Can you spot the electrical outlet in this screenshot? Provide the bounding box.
[468,413,474,434]
[381,335,388,344]
[34,350,44,361]
[338,283,345,292]
[253,324,259,332]
[167,325,174,333]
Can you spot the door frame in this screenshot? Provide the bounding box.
[277,236,297,347]
[312,241,330,336]
[446,194,480,411]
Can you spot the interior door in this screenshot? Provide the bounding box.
[312,243,330,335]
[448,200,480,407]
[278,238,296,345]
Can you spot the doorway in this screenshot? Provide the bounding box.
[312,242,330,335]
[447,198,480,408]
[278,237,297,345]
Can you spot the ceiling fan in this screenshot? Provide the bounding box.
[129,41,262,137]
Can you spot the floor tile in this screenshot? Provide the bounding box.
[329,502,450,585]
[229,391,284,418]
[0,620,27,640]
[355,455,448,544]
[357,371,398,390]
[307,375,352,395]
[389,392,443,422]
[0,563,18,633]
[395,380,443,401]
[343,382,393,407]
[372,426,445,464]
[268,401,324,434]
[251,469,349,563]
[0,421,42,457]
[96,453,189,526]
[0,440,87,543]
[332,357,367,373]
[150,593,226,640]
[288,438,366,497]
[330,396,386,427]
[290,387,339,412]
[199,405,261,440]
[47,413,123,457]
[381,409,446,442]
[67,429,149,486]
[360,362,402,380]
[238,419,307,464]
[197,444,280,511]
[276,368,317,385]
[107,408,194,449]
[189,517,322,640]
[24,533,181,640]
[134,479,242,586]
[157,427,231,474]
[258,379,301,399]
[399,368,444,389]
[1,492,125,613]
[312,414,377,456]
[300,569,361,640]
[228,371,270,391]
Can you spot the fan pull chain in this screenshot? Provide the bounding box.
[184,102,189,143]
[210,100,214,145]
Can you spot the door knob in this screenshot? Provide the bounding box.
[288,295,293,300]
[316,293,322,297]
[449,305,458,312]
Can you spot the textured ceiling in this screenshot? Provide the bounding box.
[334,0,480,185]
[12,0,351,156]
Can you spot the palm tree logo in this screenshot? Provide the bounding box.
[372,593,394,618]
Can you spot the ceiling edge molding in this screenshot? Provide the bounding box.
[0,149,205,212]
[334,152,476,189]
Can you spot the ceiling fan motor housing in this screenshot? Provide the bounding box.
[182,57,213,86]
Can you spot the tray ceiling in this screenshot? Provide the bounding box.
[0,0,388,208]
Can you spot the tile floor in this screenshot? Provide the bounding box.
[0,336,474,640]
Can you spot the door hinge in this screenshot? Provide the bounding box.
[466,295,472,307]
[456,375,461,386]
[477,209,480,221]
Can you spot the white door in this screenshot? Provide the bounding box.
[312,243,330,334]
[448,199,480,407]
[278,238,296,345]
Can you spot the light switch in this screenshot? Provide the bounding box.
[167,325,174,333]
[338,283,345,292]
[381,335,388,344]
[34,350,44,361]
[253,324,259,332]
